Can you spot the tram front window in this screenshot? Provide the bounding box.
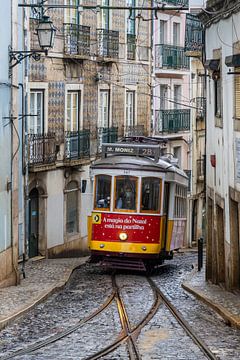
[115,176,137,211]
[95,175,111,209]
[141,177,161,212]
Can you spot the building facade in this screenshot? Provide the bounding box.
[152,0,191,245]
[0,0,19,287]
[200,0,240,289]
[23,0,151,258]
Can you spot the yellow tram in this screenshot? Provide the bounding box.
[88,140,188,271]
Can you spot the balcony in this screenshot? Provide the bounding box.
[164,0,189,5]
[197,157,205,181]
[97,127,118,152]
[64,23,90,56]
[155,44,190,70]
[28,133,56,166]
[185,14,203,57]
[65,130,90,160]
[97,29,119,59]
[155,109,190,133]
[127,34,136,60]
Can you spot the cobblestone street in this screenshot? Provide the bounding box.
[0,251,239,359]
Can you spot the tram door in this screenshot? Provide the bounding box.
[162,182,170,249]
[29,188,39,258]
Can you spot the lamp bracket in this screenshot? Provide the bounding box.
[8,46,47,76]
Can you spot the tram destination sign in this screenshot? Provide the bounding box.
[102,143,160,161]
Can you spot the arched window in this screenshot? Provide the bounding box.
[66,181,78,233]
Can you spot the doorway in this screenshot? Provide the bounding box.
[29,188,39,258]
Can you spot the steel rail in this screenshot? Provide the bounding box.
[147,278,218,360]
[2,287,117,360]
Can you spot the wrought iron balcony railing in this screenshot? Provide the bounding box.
[196,97,206,119]
[127,34,136,60]
[97,127,118,152]
[65,130,90,160]
[28,133,56,165]
[124,125,145,137]
[164,0,189,6]
[64,23,90,56]
[185,14,203,55]
[155,109,190,133]
[97,29,119,59]
[197,157,205,180]
[155,44,190,70]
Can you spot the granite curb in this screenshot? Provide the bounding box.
[0,257,89,331]
[182,268,240,330]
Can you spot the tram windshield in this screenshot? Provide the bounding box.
[94,175,111,209]
[141,177,161,213]
[115,176,137,211]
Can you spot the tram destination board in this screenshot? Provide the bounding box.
[102,143,161,161]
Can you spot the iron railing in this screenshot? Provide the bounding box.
[127,34,136,60]
[65,130,90,160]
[97,127,118,152]
[197,157,205,180]
[156,109,190,133]
[196,97,206,119]
[124,125,145,137]
[64,23,90,56]
[185,14,203,54]
[155,44,190,70]
[28,133,56,165]
[165,0,189,5]
[97,29,119,58]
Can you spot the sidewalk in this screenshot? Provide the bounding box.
[0,257,89,331]
[183,263,240,330]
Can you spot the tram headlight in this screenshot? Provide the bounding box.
[119,232,128,241]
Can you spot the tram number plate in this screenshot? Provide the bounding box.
[92,213,102,224]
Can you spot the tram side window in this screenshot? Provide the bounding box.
[174,185,187,218]
[141,177,161,213]
[115,176,137,211]
[95,175,111,209]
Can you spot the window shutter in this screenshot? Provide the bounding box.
[235,67,240,119]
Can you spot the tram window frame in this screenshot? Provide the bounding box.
[174,185,187,218]
[114,175,138,212]
[94,174,112,211]
[140,177,161,214]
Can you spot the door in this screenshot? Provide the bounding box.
[29,188,39,258]
[162,182,170,250]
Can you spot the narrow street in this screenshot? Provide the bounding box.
[0,252,239,359]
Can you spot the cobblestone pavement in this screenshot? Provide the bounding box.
[0,251,239,359]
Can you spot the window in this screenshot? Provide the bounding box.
[126,90,135,126]
[95,175,111,210]
[160,85,168,110]
[234,67,240,119]
[141,178,161,213]
[214,72,222,117]
[67,91,80,131]
[30,90,44,134]
[99,90,110,128]
[174,85,181,110]
[173,22,180,46]
[66,0,79,24]
[159,20,167,44]
[66,181,78,233]
[115,176,138,211]
[127,0,135,35]
[174,185,187,218]
[101,0,109,30]
[173,146,182,168]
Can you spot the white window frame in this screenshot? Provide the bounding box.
[65,84,83,131]
[159,19,167,44]
[173,84,182,110]
[64,0,79,25]
[97,0,112,29]
[29,82,48,134]
[98,86,112,128]
[172,21,181,46]
[125,86,137,127]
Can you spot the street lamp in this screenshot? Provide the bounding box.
[9,15,56,70]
